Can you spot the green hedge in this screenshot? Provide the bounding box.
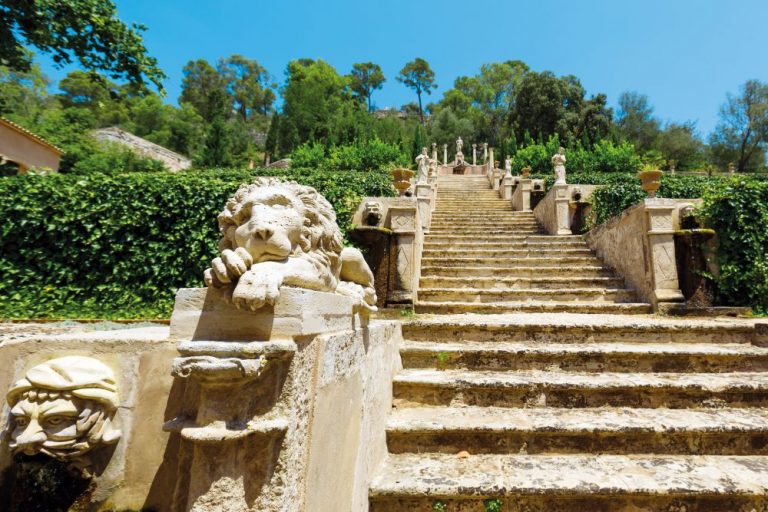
[699,179,768,313]
[0,168,394,319]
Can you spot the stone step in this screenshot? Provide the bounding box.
[385,406,768,455]
[420,265,615,277]
[417,288,637,304]
[399,340,768,372]
[421,256,602,268]
[427,228,543,235]
[414,301,653,315]
[393,369,768,408]
[401,315,758,345]
[435,205,513,210]
[430,218,542,224]
[369,453,768,511]
[418,276,625,290]
[429,223,543,230]
[422,248,593,258]
[423,235,577,244]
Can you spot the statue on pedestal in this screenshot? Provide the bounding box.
[505,157,512,176]
[415,147,430,183]
[552,147,567,185]
[456,136,463,155]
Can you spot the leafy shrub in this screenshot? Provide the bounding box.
[290,139,408,172]
[511,138,641,175]
[589,183,646,226]
[0,168,394,319]
[699,178,768,312]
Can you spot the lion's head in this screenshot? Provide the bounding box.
[216,177,344,281]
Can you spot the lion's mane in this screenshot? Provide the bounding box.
[216,177,344,288]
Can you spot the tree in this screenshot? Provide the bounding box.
[709,80,768,172]
[0,57,51,124]
[349,62,385,112]
[615,91,660,153]
[217,55,275,122]
[277,58,351,154]
[397,58,437,123]
[179,59,229,123]
[656,122,705,171]
[0,0,165,92]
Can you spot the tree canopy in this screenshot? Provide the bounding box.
[397,58,437,123]
[0,0,165,93]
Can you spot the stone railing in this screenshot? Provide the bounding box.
[585,198,692,310]
[533,184,599,234]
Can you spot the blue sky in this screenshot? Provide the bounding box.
[37,0,768,136]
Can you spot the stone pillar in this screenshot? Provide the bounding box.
[729,162,736,176]
[644,199,685,305]
[483,143,488,163]
[553,183,572,235]
[669,160,677,175]
[416,182,432,232]
[512,178,533,211]
[502,173,514,200]
[443,144,448,166]
[472,144,477,165]
[388,206,418,304]
[490,148,500,190]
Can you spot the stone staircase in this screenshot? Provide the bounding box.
[417,175,651,315]
[369,175,768,511]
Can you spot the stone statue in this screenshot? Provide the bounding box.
[5,356,122,476]
[456,136,463,154]
[505,157,512,176]
[204,177,377,311]
[552,146,567,185]
[415,147,430,183]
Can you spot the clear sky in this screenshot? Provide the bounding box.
[37,0,768,136]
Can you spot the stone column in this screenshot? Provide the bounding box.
[553,184,572,235]
[388,206,418,304]
[502,173,514,200]
[512,178,533,211]
[472,144,477,165]
[483,143,488,163]
[729,162,736,176]
[416,182,432,232]
[644,199,685,305]
[443,144,448,166]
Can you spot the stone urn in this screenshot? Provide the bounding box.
[521,167,531,178]
[638,169,663,198]
[390,168,414,197]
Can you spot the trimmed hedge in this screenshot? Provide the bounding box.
[0,168,394,319]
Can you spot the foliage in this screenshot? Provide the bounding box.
[699,178,768,312]
[397,58,437,123]
[0,168,394,319]
[509,137,641,175]
[0,0,165,92]
[290,139,408,172]
[349,62,385,112]
[483,498,503,512]
[708,79,768,172]
[589,183,646,226]
[615,91,660,153]
[432,501,447,512]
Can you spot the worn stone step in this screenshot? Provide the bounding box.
[393,369,768,408]
[401,315,758,345]
[431,213,534,219]
[369,453,768,511]
[424,235,578,244]
[418,276,625,290]
[400,340,768,372]
[430,219,544,227]
[422,255,599,267]
[415,301,653,315]
[386,406,768,455]
[417,288,637,304]
[422,248,593,259]
[420,265,616,278]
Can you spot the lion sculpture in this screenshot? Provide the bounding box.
[204,178,377,311]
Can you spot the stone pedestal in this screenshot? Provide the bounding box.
[165,287,400,511]
[502,174,514,200]
[415,183,432,232]
[512,178,533,211]
[388,206,418,305]
[644,199,685,305]
[553,184,572,235]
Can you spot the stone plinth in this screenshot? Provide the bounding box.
[512,178,533,211]
[553,183,572,235]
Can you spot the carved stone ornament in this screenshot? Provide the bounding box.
[5,356,121,476]
[204,177,377,311]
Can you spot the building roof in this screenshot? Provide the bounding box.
[0,117,64,155]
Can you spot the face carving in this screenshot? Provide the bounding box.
[231,187,308,263]
[5,356,121,475]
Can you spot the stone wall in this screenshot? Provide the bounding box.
[93,127,192,172]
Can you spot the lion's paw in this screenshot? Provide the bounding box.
[231,269,282,311]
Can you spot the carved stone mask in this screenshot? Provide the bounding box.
[5,356,121,474]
